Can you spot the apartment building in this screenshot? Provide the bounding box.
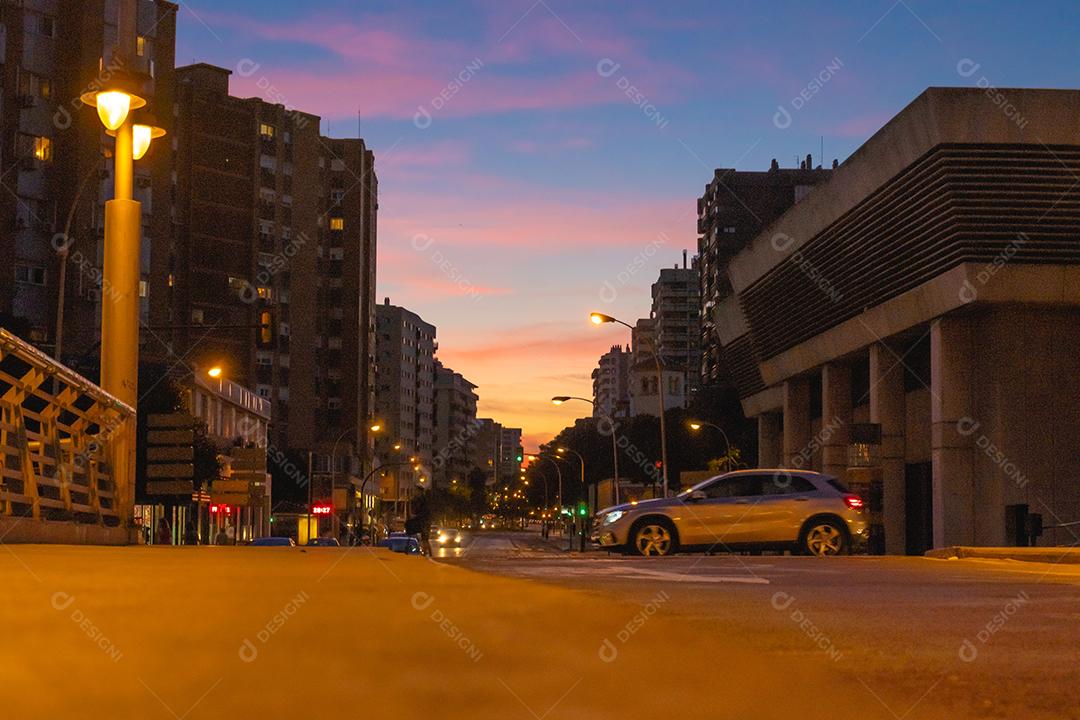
[375,299,436,497]
[432,360,479,487]
[0,0,177,358]
[591,344,630,420]
[697,159,832,386]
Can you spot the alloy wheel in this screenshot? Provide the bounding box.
[635,524,672,556]
[805,523,844,556]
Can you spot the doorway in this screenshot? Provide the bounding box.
[905,462,933,555]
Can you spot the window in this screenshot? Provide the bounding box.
[14,264,45,286]
[33,136,52,162]
[136,36,146,57]
[18,70,51,99]
[38,14,56,37]
[329,217,344,231]
[701,475,764,499]
[191,309,204,324]
[761,474,815,495]
[139,280,148,298]
[259,123,276,140]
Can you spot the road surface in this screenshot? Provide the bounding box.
[443,530,1080,719]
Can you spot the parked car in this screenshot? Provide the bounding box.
[593,470,868,557]
[434,527,463,547]
[377,535,425,555]
[307,537,340,547]
[250,536,296,547]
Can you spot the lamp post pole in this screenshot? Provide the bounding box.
[552,396,620,505]
[690,420,733,471]
[589,314,669,497]
[100,0,141,532]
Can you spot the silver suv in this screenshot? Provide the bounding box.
[593,470,869,557]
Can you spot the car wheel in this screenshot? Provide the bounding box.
[800,519,848,557]
[631,519,677,557]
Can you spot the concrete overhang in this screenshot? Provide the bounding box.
[727,87,1080,296]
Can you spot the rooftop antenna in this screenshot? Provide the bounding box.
[820,136,824,169]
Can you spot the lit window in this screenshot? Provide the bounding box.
[329,217,344,231]
[259,123,276,140]
[33,136,52,162]
[257,287,273,300]
[139,280,149,298]
[136,36,146,57]
[167,273,174,288]
[191,309,204,324]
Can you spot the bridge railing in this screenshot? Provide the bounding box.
[0,329,134,532]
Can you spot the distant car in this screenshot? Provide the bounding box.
[435,527,463,547]
[377,535,425,555]
[593,470,869,557]
[250,536,296,547]
[307,537,340,547]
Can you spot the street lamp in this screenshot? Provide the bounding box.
[79,3,163,532]
[688,419,734,472]
[551,395,620,505]
[588,312,670,497]
[206,366,223,379]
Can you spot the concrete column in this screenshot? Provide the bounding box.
[783,378,811,468]
[930,316,976,548]
[757,412,782,468]
[870,343,907,554]
[820,363,852,479]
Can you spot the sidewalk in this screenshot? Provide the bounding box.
[0,544,948,719]
[926,545,1080,564]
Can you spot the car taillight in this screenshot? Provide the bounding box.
[844,494,864,510]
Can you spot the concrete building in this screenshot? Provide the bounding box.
[161,63,378,505]
[591,344,631,420]
[713,87,1080,553]
[375,299,436,499]
[697,160,832,386]
[499,426,523,484]
[432,360,479,487]
[651,259,702,393]
[469,418,502,485]
[0,0,177,357]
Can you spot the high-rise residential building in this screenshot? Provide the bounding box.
[650,257,701,393]
[159,63,378,503]
[697,158,832,386]
[0,0,177,358]
[591,344,631,420]
[375,299,436,498]
[432,360,479,488]
[626,259,702,418]
[469,418,502,485]
[499,426,523,484]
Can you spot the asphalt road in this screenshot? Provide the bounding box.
[442,530,1080,719]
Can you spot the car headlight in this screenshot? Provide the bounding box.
[602,511,626,525]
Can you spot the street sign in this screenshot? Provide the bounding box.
[145,413,198,497]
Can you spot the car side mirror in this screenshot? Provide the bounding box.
[688,490,707,502]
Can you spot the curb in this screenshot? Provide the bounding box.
[926,546,1080,564]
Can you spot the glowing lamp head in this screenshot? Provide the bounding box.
[551,396,570,405]
[94,91,133,131]
[207,366,223,379]
[689,422,702,431]
[369,423,382,433]
[131,123,166,160]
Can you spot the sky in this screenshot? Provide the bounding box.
[176,0,1080,449]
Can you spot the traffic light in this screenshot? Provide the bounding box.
[576,501,588,517]
[257,306,276,349]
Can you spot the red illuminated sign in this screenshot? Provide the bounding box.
[311,504,332,515]
[210,505,233,515]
